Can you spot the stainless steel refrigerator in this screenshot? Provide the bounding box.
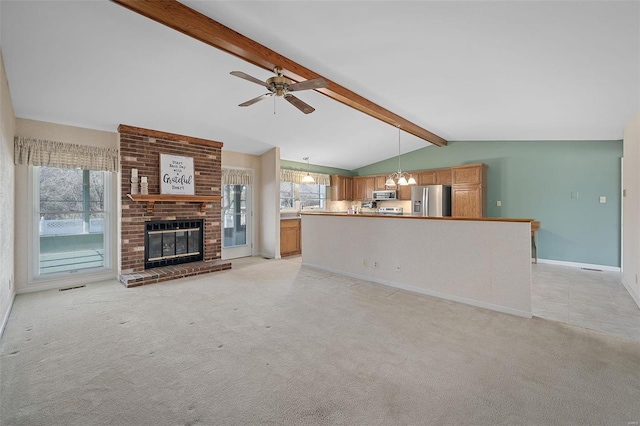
[411,185,452,217]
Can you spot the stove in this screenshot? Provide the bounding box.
[378,206,403,215]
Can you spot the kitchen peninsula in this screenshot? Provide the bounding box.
[301,213,533,318]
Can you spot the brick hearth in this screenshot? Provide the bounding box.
[118,124,231,287]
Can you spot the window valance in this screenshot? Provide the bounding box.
[14,137,120,172]
[280,169,330,186]
[222,168,253,185]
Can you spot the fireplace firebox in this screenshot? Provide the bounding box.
[144,220,204,269]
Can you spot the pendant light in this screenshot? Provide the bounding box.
[385,125,416,187]
[302,157,315,183]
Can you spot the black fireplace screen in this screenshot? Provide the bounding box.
[145,220,204,269]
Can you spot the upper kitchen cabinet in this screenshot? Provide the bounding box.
[374,175,388,190]
[353,176,375,201]
[436,168,452,185]
[330,175,353,201]
[451,163,487,217]
[397,184,412,200]
[418,171,436,185]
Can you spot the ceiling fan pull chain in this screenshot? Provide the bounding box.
[274,93,276,115]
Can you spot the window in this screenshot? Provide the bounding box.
[35,166,111,277]
[280,182,327,210]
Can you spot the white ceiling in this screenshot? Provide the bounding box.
[1,1,638,170]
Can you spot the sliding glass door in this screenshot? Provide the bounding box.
[35,166,111,277]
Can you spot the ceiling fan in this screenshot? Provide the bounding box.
[230,66,328,114]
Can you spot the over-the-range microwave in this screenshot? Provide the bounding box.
[372,190,397,201]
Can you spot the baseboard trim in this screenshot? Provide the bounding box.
[621,277,640,309]
[0,292,16,339]
[536,258,620,272]
[302,262,532,319]
[17,272,117,294]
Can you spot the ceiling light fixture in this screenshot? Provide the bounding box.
[302,157,315,184]
[385,126,416,187]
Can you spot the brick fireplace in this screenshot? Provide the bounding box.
[118,124,231,287]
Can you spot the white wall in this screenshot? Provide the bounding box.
[259,147,280,258]
[622,109,640,307]
[222,149,262,256]
[14,118,118,293]
[0,50,16,336]
[302,215,533,317]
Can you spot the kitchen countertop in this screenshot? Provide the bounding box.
[301,211,535,223]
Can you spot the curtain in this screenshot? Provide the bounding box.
[14,137,119,172]
[280,169,330,186]
[222,168,253,185]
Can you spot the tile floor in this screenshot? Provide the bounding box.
[532,263,640,341]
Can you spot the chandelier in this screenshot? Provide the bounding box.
[385,125,416,187]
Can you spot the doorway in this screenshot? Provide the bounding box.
[222,184,252,259]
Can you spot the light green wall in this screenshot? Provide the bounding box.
[355,140,623,267]
[281,159,353,176]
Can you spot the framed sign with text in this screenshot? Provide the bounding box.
[160,154,195,195]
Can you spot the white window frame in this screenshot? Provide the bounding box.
[29,166,117,285]
[280,182,328,212]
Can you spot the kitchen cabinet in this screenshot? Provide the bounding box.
[353,176,375,201]
[374,175,388,190]
[330,175,353,201]
[418,171,436,185]
[280,219,301,257]
[436,168,452,185]
[451,163,487,217]
[397,184,412,200]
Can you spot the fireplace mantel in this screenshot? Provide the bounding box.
[127,194,221,214]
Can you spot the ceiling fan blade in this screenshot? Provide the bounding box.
[287,77,328,92]
[239,93,272,107]
[284,94,315,114]
[230,71,270,88]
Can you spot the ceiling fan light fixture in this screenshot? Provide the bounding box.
[231,67,327,114]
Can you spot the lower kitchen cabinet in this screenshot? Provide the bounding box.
[280,219,301,257]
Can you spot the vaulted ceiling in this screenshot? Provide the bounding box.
[1,1,638,170]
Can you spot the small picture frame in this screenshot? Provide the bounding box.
[160,154,195,195]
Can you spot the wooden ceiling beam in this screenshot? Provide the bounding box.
[111,0,448,147]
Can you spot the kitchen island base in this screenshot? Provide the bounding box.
[301,214,532,318]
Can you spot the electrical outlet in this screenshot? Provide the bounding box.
[374,260,379,268]
[496,201,502,207]
[599,196,606,204]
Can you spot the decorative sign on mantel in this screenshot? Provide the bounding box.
[160,154,195,195]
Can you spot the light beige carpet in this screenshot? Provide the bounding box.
[1,256,639,425]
